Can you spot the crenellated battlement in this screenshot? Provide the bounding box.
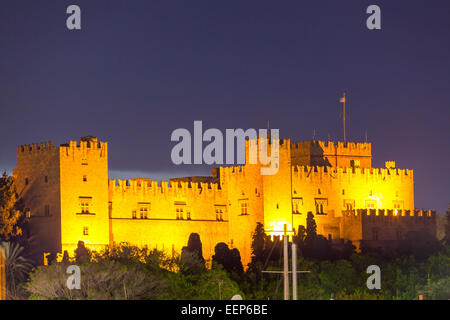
[17,137,107,158]
[108,178,221,197]
[59,137,107,158]
[292,165,413,180]
[341,208,435,218]
[290,140,371,155]
[17,141,55,153]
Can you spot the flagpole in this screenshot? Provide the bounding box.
[343,92,346,142]
[340,92,346,143]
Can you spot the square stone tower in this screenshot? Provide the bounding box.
[13,137,110,263]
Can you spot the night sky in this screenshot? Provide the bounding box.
[0,1,449,213]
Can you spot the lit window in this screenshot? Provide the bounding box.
[132,210,137,219]
[79,197,92,214]
[240,202,248,215]
[83,227,89,236]
[215,205,226,220]
[292,198,303,214]
[365,200,376,209]
[175,202,186,220]
[344,199,355,211]
[139,203,150,219]
[315,198,328,215]
[176,207,185,220]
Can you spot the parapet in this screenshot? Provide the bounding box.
[109,178,221,198]
[17,141,55,154]
[341,208,436,218]
[292,165,413,181]
[60,137,107,158]
[290,140,371,156]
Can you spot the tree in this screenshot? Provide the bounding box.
[0,172,23,241]
[212,242,243,278]
[180,233,205,275]
[180,250,205,275]
[27,260,169,300]
[293,225,306,255]
[445,203,450,246]
[74,241,91,264]
[189,265,243,300]
[0,241,33,298]
[248,222,274,269]
[305,212,317,243]
[186,233,204,264]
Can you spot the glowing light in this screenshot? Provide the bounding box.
[266,220,294,240]
[366,193,384,209]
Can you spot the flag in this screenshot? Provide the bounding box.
[339,96,345,103]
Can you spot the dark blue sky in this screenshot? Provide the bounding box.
[0,1,449,213]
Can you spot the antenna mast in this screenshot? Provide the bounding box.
[340,92,346,142]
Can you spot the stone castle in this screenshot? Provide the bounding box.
[13,136,436,265]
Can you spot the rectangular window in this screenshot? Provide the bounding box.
[315,198,328,215]
[392,200,403,209]
[79,197,92,214]
[215,205,226,221]
[138,202,150,219]
[343,199,355,211]
[44,176,48,183]
[365,200,377,209]
[25,178,29,185]
[292,198,303,214]
[239,200,249,215]
[83,226,89,236]
[132,210,137,219]
[83,175,87,182]
[175,202,186,220]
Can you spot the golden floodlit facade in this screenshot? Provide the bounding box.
[13,136,436,265]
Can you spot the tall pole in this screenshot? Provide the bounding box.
[0,248,5,300]
[283,224,289,300]
[292,242,297,300]
[342,92,346,142]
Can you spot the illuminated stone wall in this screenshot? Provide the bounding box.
[13,142,62,262]
[13,136,433,266]
[108,178,230,262]
[59,138,110,255]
